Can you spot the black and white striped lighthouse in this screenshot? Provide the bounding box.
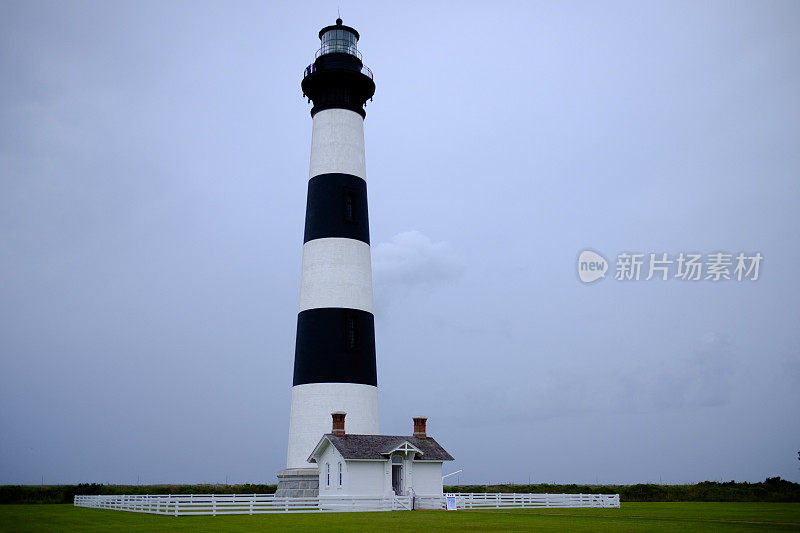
[284,19,378,475]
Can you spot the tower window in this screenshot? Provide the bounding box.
[338,462,342,486]
[326,463,330,487]
[345,315,358,352]
[343,189,357,223]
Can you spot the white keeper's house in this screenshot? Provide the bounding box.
[308,413,454,498]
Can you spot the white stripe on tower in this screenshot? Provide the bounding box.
[298,238,373,314]
[286,20,378,470]
[309,108,366,180]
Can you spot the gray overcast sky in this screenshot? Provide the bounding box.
[1,1,799,486]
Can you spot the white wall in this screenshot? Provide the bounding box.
[410,461,444,496]
[346,461,386,496]
[317,442,346,494]
[316,441,387,498]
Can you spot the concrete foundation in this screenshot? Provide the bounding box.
[275,468,319,498]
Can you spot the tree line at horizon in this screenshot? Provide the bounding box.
[1,477,798,504]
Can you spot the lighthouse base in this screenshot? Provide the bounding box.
[275,468,319,498]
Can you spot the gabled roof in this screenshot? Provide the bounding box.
[309,434,454,462]
[384,440,422,456]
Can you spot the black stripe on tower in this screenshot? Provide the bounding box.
[293,308,377,386]
[304,173,369,245]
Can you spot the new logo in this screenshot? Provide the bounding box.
[578,250,608,283]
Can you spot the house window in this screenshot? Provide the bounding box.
[345,315,358,352]
[326,463,330,487]
[338,462,342,486]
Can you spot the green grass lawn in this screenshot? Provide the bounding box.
[1,503,799,532]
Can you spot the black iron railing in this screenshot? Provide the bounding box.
[303,62,373,80]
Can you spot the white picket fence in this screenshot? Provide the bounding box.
[431,492,620,509]
[74,492,619,515]
[74,494,412,515]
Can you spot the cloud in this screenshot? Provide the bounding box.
[372,230,462,291]
[629,332,737,412]
[448,332,739,427]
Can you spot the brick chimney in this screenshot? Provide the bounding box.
[331,412,346,436]
[413,416,427,438]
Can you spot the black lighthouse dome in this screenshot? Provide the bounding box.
[302,19,375,117]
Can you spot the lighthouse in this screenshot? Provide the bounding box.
[277,19,378,497]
